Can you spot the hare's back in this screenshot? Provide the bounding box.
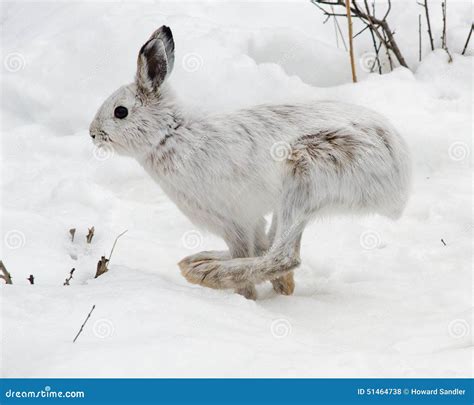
[282,101,411,218]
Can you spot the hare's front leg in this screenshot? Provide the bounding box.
[267,214,295,296]
[179,224,258,300]
[224,225,258,300]
[179,224,253,271]
[180,179,310,292]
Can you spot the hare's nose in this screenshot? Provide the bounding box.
[89,130,96,139]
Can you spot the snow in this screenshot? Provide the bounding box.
[1,1,472,377]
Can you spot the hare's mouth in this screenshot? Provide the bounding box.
[91,130,111,143]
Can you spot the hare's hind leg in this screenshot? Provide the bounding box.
[271,272,295,295]
[180,179,311,291]
[179,250,230,268]
[267,213,296,295]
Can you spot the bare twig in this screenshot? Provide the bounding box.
[461,24,473,55]
[354,24,371,39]
[95,256,109,278]
[419,14,423,62]
[364,0,382,73]
[69,228,76,242]
[108,230,128,262]
[419,0,435,51]
[378,11,408,68]
[312,0,408,69]
[0,261,12,284]
[382,28,394,70]
[345,0,357,82]
[375,40,384,72]
[73,304,96,343]
[441,2,447,48]
[331,4,348,50]
[64,268,75,286]
[27,275,34,285]
[441,1,453,62]
[86,226,95,244]
[94,230,128,279]
[441,238,447,246]
[332,5,340,47]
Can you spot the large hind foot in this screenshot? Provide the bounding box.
[178,250,230,269]
[179,251,257,299]
[235,283,257,300]
[179,255,257,290]
[271,271,295,295]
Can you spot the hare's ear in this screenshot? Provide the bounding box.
[136,26,175,96]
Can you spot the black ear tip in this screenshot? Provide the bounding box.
[160,25,173,37]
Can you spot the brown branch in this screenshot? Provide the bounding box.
[380,24,408,67]
[311,2,356,18]
[364,0,382,73]
[380,0,391,21]
[86,226,95,244]
[69,228,76,242]
[331,4,348,50]
[108,230,128,263]
[312,0,408,69]
[94,230,128,279]
[313,0,345,5]
[64,268,75,286]
[95,257,109,279]
[461,24,473,56]
[73,304,96,343]
[441,1,453,62]
[419,0,435,51]
[0,261,12,284]
[419,14,423,62]
[382,28,394,70]
[354,24,371,38]
[345,0,357,82]
[441,4,447,47]
[354,0,408,68]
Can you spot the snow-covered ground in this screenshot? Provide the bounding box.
[1,1,472,377]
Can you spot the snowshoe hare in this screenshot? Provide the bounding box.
[90,26,411,300]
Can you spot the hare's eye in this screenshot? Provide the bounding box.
[114,106,128,119]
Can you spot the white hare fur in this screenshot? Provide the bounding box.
[90,26,411,299]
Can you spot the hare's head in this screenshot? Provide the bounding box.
[90,26,176,156]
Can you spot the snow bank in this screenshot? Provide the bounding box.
[0,1,472,377]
